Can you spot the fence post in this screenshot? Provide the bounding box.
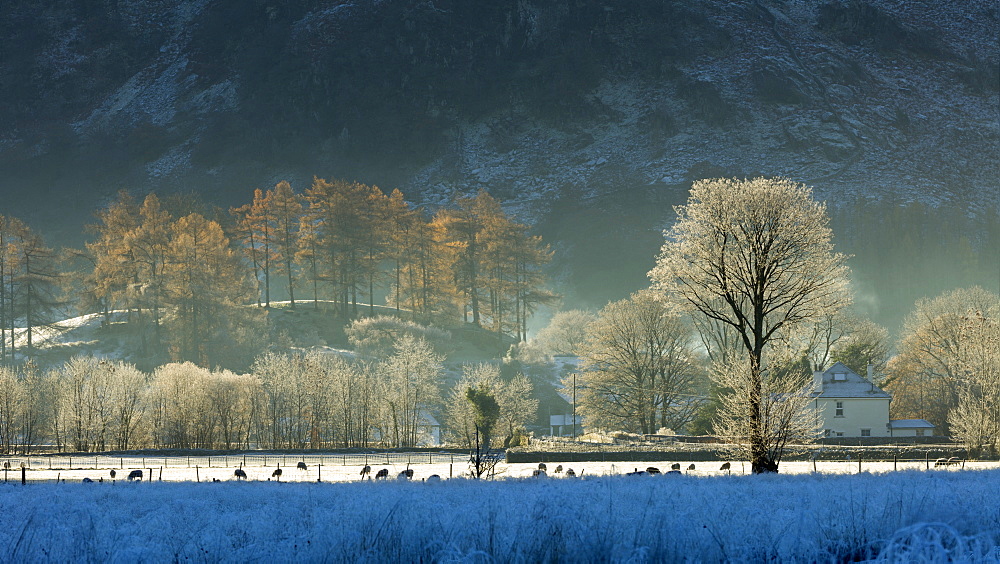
[318,464,322,482]
[196,466,200,482]
[893,453,897,472]
[858,455,861,474]
[22,465,26,485]
[925,452,929,470]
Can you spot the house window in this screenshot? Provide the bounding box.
[836,432,844,437]
[916,429,925,437]
[835,401,844,417]
[833,372,846,381]
[861,429,871,437]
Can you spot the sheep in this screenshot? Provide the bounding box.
[110,469,117,480]
[271,468,282,480]
[646,467,662,475]
[687,464,696,472]
[565,468,576,477]
[234,468,248,480]
[398,468,414,480]
[670,463,681,471]
[426,474,442,482]
[296,461,308,471]
[538,463,547,472]
[82,477,94,483]
[127,469,143,481]
[720,462,731,473]
[360,465,371,479]
[375,468,389,480]
[554,465,563,474]
[532,469,547,477]
[626,468,645,476]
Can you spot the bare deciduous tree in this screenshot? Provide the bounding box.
[575,291,703,435]
[649,177,850,473]
[887,287,1000,435]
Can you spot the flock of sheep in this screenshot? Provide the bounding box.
[70,460,737,483]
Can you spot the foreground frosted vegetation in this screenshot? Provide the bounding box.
[3,470,997,562]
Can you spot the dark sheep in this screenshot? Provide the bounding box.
[296,461,308,471]
[687,464,696,471]
[360,465,371,479]
[565,468,576,477]
[670,463,681,471]
[554,465,563,473]
[375,468,389,480]
[234,468,247,480]
[398,468,414,480]
[272,468,282,480]
[720,462,731,473]
[127,469,143,481]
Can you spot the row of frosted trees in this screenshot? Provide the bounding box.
[0,337,537,455]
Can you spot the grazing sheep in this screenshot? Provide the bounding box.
[532,469,546,477]
[720,462,731,473]
[565,468,576,477]
[360,465,371,479]
[687,464,696,471]
[110,469,117,480]
[670,463,681,471]
[398,468,414,480]
[646,467,662,475]
[271,468,282,480]
[538,463,547,472]
[375,468,389,480]
[426,474,442,482]
[626,468,645,476]
[127,469,143,481]
[2,461,9,470]
[234,468,247,480]
[554,465,563,474]
[82,477,94,483]
[296,461,308,471]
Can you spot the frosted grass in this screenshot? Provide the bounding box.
[2,469,998,562]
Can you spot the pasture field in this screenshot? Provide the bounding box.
[1,456,998,562]
[2,452,998,484]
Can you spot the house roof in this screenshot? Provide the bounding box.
[809,361,891,399]
[889,419,936,429]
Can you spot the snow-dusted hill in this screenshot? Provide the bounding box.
[2,0,996,227]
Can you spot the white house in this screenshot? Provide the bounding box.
[808,362,936,439]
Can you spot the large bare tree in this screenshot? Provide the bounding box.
[649,177,850,472]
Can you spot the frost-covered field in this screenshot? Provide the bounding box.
[2,469,998,562]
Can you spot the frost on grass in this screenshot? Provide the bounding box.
[1,470,997,562]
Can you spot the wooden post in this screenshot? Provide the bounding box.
[22,466,26,485]
[196,466,200,482]
[925,452,929,470]
[858,455,862,474]
[318,464,322,482]
[893,453,897,472]
[159,466,163,481]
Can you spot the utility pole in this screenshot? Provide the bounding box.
[572,373,577,439]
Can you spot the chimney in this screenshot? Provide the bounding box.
[867,364,874,391]
[813,371,824,393]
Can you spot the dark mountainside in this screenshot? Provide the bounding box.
[1,0,997,329]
